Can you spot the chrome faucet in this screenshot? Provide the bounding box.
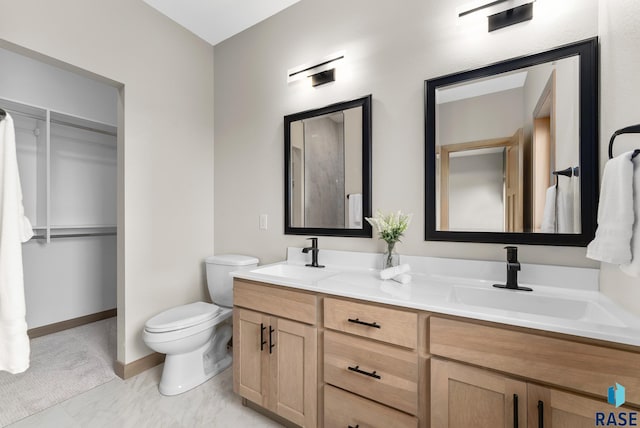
[302,237,324,268]
[493,246,532,291]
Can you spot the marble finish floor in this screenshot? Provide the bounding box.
[9,364,283,427]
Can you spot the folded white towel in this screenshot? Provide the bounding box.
[621,155,640,277]
[587,152,635,264]
[391,273,412,284]
[348,193,362,228]
[380,263,410,280]
[541,186,556,233]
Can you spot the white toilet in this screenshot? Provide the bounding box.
[142,254,258,395]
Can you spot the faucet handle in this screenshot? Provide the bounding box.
[307,237,318,248]
[504,246,518,262]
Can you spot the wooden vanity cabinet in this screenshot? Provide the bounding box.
[430,316,640,428]
[323,297,421,427]
[233,279,640,428]
[233,280,318,427]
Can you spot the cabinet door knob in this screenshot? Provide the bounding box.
[347,365,381,379]
[513,394,519,428]
[260,323,267,352]
[347,318,381,329]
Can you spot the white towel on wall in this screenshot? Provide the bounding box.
[540,186,556,233]
[0,113,33,374]
[348,193,362,228]
[587,152,635,264]
[557,183,574,234]
[621,155,640,277]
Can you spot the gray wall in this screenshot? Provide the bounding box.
[213,0,640,316]
[1,0,215,363]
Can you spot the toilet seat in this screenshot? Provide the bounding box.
[145,302,222,333]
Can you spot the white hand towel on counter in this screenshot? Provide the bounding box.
[380,263,410,280]
[621,155,640,277]
[0,113,33,374]
[348,193,362,228]
[540,186,556,233]
[391,273,412,284]
[587,152,635,264]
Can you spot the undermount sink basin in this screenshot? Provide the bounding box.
[449,286,625,327]
[249,264,339,283]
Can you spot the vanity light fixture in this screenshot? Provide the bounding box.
[287,51,345,87]
[458,0,534,32]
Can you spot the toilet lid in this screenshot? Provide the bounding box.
[145,302,222,333]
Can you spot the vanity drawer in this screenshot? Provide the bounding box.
[233,279,317,325]
[430,316,640,406]
[324,330,418,414]
[324,297,417,348]
[324,384,418,428]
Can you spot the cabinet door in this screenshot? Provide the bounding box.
[528,384,637,428]
[270,317,317,428]
[431,358,527,428]
[233,308,270,406]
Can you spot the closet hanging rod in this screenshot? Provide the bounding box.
[50,118,117,137]
[32,232,116,240]
[608,124,640,160]
[1,97,117,136]
[0,107,44,122]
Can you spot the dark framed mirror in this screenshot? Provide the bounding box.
[425,38,598,246]
[285,95,372,237]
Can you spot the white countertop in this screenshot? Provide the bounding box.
[231,248,640,347]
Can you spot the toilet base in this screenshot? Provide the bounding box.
[158,322,233,396]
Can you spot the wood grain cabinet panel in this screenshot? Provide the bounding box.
[324,384,418,428]
[324,297,418,349]
[431,358,527,428]
[528,383,639,428]
[324,330,418,415]
[430,316,640,406]
[233,307,317,427]
[234,279,317,325]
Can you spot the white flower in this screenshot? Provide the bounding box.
[365,210,412,245]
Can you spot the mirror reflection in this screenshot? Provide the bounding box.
[290,107,362,228]
[435,56,580,234]
[425,38,598,246]
[285,95,372,237]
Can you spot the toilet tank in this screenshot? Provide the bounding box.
[205,255,258,308]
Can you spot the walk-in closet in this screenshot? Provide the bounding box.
[0,47,118,341]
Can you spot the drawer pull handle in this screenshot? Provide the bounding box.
[537,400,544,428]
[348,425,359,428]
[348,365,381,379]
[513,394,518,428]
[260,323,267,352]
[269,326,275,354]
[347,318,381,328]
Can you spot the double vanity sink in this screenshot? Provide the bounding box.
[232,248,640,427]
[235,248,640,346]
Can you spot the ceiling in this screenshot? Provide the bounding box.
[143,0,302,46]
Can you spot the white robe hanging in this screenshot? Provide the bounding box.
[0,112,34,374]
